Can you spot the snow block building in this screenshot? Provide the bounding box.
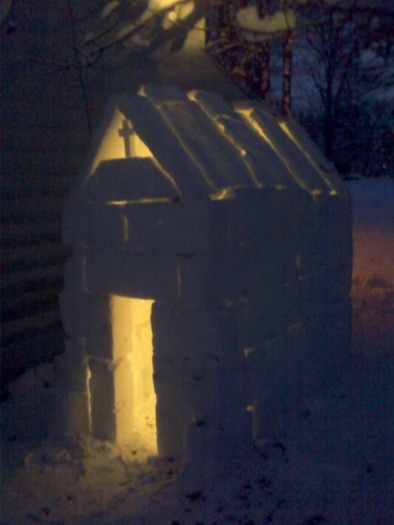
[61,84,352,465]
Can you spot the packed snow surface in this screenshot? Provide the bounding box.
[1,177,393,525]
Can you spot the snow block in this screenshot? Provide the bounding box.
[71,203,127,249]
[176,250,250,304]
[60,291,89,337]
[60,291,110,338]
[303,297,352,376]
[84,295,153,362]
[86,294,133,360]
[170,200,230,256]
[151,301,245,362]
[156,402,190,461]
[61,291,132,360]
[297,272,350,320]
[83,157,179,203]
[66,390,90,436]
[62,200,78,247]
[87,356,134,442]
[236,103,327,193]
[87,329,114,361]
[119,94,208,198]
[144,87,254,190]
[277,117,348,195]
[63,249,87,292]
[245,328,310,438]
[121,200,229,256]
[226,187,303,253]
[176,254,212,303]
[296,225,352,278]
[153,360,191,414]
[240,151,286,188]
[88,357,116,441]
[244,287,295,346]
[84,248,178,300]
[64,337,88,393]
[122,201,171,254]
[189,89,245,123]
[312,192,352,232]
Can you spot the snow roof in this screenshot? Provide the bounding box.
[69,83,347,205]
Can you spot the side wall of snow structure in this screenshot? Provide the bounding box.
[241,188,352,438]
[151,301,250,461]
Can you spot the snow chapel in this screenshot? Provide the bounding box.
[61,82,352,467]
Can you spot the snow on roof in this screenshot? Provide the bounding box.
[68,84,347,206]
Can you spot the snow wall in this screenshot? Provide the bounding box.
[60,84,352,473]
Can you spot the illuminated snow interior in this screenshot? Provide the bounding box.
[61,84,352,469]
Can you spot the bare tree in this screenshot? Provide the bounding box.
[36,0,393,174]
[296,0,394,164]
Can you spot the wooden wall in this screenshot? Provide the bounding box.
[1,1,105,382]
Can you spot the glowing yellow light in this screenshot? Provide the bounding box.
[278,121,306,156]
[278,121,338,195]
[175,0,194,21]
[86,365,92,433]
[236,107,310,190]
[210,188,235,200]
[168,10,178,22]
[107,296,157,453]
[213,118,260,187]
[243,347,255,357]
[107,198,172,205]
[88,110,153,177]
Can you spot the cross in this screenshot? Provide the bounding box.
[118,118,134,158]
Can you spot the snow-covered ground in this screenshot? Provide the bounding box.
[1,177,393,525]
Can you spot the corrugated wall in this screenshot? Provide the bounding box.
[1,1,105,382]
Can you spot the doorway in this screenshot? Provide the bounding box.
[110,295,157,453]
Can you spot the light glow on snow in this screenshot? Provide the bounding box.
[237,106,309,190]
[210,188,235,200]
[148,0,180,11]
[236,6,296,42]
[89,111,153,176]
[99,296,157,452]
[101,0,120,19]
[161,1,195,29]
[86,365,92,432]
[107,198,172,205]
[278,121,338,194]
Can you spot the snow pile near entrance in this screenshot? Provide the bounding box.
[1,177,393,525]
